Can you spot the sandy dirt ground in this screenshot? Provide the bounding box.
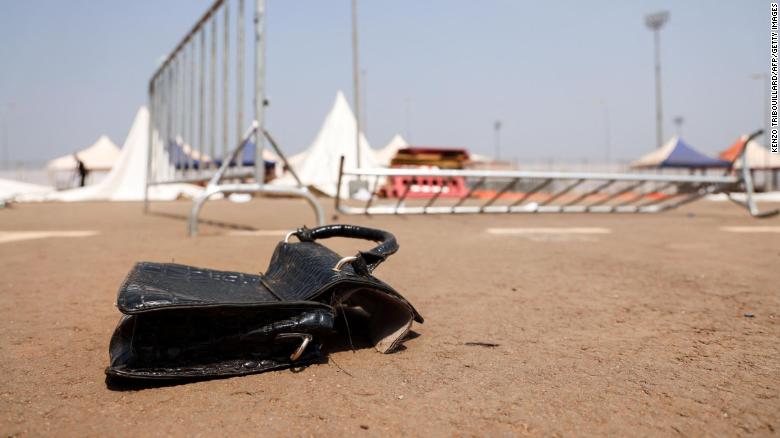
[0,198,779,436]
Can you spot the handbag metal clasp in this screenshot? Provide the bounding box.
[284,231,297,243]
[332,256,358,272]
[275,333,313,361]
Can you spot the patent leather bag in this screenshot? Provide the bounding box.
[105,224,422,381]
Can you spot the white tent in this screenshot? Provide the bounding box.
[719,135,780,169]
[274,91,376,197]
[733,141,780,169]
[47,135,121,172]
[47,135,121,188]
[375,134,408,166]
[468,153,493,163]
[630,136,729,168]
[19,107,202,202]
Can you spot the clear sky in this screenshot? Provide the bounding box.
[0,0,769,164]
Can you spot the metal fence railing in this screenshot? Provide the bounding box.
[336,131,778,219]
[144,0,323,235]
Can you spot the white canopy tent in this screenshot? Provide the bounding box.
[274,91,377,197]
[375,134,408,166]
[738,141,780,169]
[47,135,121,188]
[47,135,121,172]
[720,135,780,169]
[19,107,202,202]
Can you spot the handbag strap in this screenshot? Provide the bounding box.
[289,224,398,275]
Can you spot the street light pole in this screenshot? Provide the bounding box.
[351,0,361,168]
[673,116,684,137]
[1,108,7,169]
[404,97,411,142]
[362,69,368,134]
[254,0,266,184]
[0,103,12,169]
[645,11,669,149]
[601,100,611,164]
[494,120,502,161]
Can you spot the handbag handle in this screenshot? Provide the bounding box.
[287,224,398,275]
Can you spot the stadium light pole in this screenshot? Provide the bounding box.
[494,120,502,160]
[673,116,684,137]
[599,100,611,165]
[645,11,669,149]
[1,103,13,169]
[405,97,412,142]
[1,107,7,169]
[352,0,361,169]
[255,0,267,184]
[362,69,368,134]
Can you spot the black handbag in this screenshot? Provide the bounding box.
[106,224,423,381]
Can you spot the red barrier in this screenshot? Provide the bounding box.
[386,175,468,198]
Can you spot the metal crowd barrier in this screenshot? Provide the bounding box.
[336,131,778,218]
[144,0,324,235]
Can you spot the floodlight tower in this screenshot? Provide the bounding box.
[405,97,412,141]
[1,107,7,168]
[645,11,669,149]
[0,103,13,169]
[673,116,684,137]
[352,0,361,168]
[494,120,502,160]
[599,100,611,164]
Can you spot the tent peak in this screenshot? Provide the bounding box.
[388,133,408,144]
[332,90,354,117]
[91,135,120,151]
[335,89,349,102]
[631,135,729,169]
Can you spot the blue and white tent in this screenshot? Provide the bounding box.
[631,136,730,168]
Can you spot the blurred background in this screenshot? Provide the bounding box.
[0,1,767,180]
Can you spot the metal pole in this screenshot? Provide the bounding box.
[164,67,172,174]
[645,11,668,149]
[673,116,683,137]
[362,68,368,134]
[223,3,230,159]
[1,105,8,168]
[237,0,245,166]
[653,28,663,148]
[144,81,155,212]
[405,97,411,142]
[494,120,502,160]
[352,0,361,168]
[210,17,217,168]
[189,41,195,173]
[169,57,177,177]
[199,28,206,176]
[602,101,611,164]
[254,0,266,184]
[172,58,178,171]
[178,54,186,176]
